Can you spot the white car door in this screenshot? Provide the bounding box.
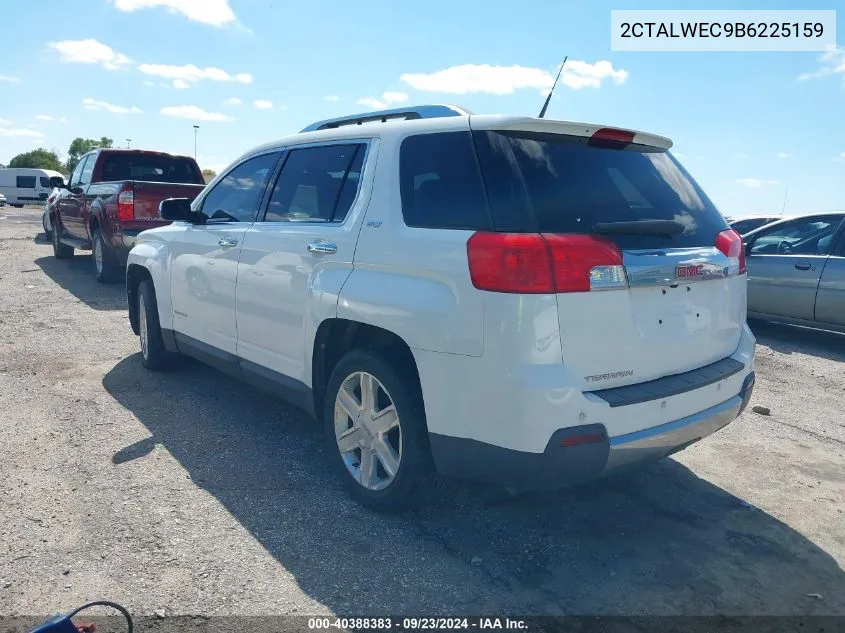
[235,140,372,391]
[170,151,282,366]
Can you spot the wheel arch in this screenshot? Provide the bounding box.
[311,319,425,427]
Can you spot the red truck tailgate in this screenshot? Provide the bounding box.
[123,181,206,231]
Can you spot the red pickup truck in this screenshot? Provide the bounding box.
[51,148,206,282]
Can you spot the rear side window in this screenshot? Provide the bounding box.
[399,132,490,230]
[264,143,365,223]
[100,153,204,184]
[472,130,728,249]
[16,176,36,188]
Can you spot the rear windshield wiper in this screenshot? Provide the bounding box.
[591,220,686,237]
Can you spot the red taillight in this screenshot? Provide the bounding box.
[117,187,134,222]
[467,232,626,294]
[715,229,746,274]
[543,234,624,293]
[561,432,605,447]
[466,232,553,293]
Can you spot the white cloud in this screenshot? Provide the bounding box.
[798,45,845,82]
[357,92,409,109]
[673,152,685,159]
[253,100,273,109]
[60,117,69,123]
[736,178,780,189]
[137,63,252,88]
[0,118,11,126]
[160,105,232,122]
[222,97,243,106]
[735,152,749,159]
[400,60,627,95]
[111,0,237,27]
[35,115,55,121]
[832,152,845,162]
[0,128,44,138]
[0,75,21,83]
[324,95,340,101]
[48,39,132,70]
[82,98,142,114]
[776,152,790,159]
[143,80,156,86]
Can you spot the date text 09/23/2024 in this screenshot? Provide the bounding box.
[308,617,529,630]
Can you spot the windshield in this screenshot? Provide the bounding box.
[472,130,729,250]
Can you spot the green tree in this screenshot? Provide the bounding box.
[8,148,64,172]
[66,136,114,173]
[201,168,217,182]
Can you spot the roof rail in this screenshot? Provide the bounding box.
[300,104,471,133]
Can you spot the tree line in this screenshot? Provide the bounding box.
[4,138,217,180]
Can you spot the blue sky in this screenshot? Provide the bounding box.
[0,0,842,217]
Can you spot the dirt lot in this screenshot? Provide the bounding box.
[0,206,843,617]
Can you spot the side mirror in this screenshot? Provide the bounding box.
[69,186,85,195]
[160,197,193,222]
[49,176,66,189]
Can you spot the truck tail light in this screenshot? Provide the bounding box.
[117,186,134,222]
[715,229,746,275]
[467,232,627,294]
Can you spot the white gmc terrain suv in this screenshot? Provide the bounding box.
[126,105,756,511]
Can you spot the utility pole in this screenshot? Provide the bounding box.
[193,125,200,160]
[782,185,788,214]
[126,138,131,148]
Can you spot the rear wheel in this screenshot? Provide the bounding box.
[324,349,432,512]
[52,219,73,259]
[92,228,122,283]
[137,279,178,371]
[42,211,52,238]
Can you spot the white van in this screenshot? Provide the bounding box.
[0,168,65,207]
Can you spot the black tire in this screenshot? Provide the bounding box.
[323,349,432,512]
[137,279,179,371]
[52,218,74,259]
[42,212,52,238]
[92,228,122,283]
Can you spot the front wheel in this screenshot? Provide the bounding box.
[324,349,432,512]
[52,219,73,259]
[137,279,179,371]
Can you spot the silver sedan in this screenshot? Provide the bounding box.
[743,211,845,333]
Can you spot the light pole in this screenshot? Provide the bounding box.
[126,138,131,148]
[193,125,200,160]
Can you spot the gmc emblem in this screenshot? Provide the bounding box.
[676,264,704,279]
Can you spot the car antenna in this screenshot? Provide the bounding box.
[538,57,567,119]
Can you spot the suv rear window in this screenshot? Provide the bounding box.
[397,129,728,250]
[473,130,728,249]
[100,154,203,184]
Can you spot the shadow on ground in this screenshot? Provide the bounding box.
[103,355,845,615]
[749,319,845,363]
[35,254,126,311]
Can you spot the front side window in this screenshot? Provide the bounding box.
[749,216,843,256]
[69,157,88,187]
[264,144,366,223]
[198,152,280,223]
[16,176,36,188]
[40,177,51,188]
[79,156,95,187]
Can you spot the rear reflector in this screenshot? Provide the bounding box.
[117,187,134,223]
[715,229,746,275]
[561,432,606,447]
[467,232,627,294]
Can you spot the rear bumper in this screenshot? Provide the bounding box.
[429,371,755,490]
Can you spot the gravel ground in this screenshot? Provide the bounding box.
[0,207,843,618]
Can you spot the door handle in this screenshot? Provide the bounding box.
[307,241,337,254]
[794,261,812,271]
[218,238,238,247]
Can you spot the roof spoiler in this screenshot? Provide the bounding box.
[300,104,472,133]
